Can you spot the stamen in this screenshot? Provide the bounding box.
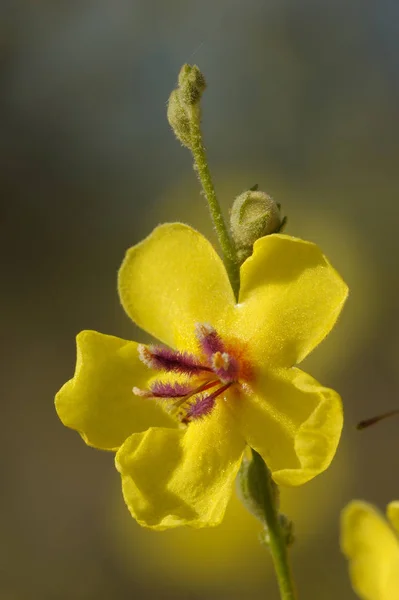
[195,323,225,357]
[186,395,216,420]
[136,325,247,424]
[132,387,152,397]
[137,344,211,376]
[132,382,195,399]
[150,381,194,398]
[186,382,232,420]
[212,352,230,371]
[211,351,239,383]
[172,379,219,410]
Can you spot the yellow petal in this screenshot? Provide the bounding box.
[115,401,245,529]
[55,331,175,450]
[118,223,235,351]
[236,234,348,367]
[387,501,399,536]
[341,501,399,600]
[230,367,342,486]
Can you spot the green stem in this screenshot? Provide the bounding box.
[189,109,240,300]
[251,449,297,600]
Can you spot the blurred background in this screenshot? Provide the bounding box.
[1,0,399,598]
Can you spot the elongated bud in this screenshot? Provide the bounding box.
[177,64,206,106]
[230,190,284,263]
[237,454,295,551]
[167,64,206,148]
[236,455,280,525]
[167,89,192,148]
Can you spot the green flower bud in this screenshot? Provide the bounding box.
[167,89,192,148]
[236,455,280,525]
[230,190,284,263]
[177,63,206,106]
[167,64,207,147]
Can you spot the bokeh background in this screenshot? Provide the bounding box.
[2,1,399,598]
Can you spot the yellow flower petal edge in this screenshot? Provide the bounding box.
[230,367,343,486]
[341,501,399,600]
[115,401,245,530]
[55,331,175,450]
[387,501,399,536]
[118,223,236,352]
[237,234,348,368]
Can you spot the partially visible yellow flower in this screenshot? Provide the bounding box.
[341,500,399,600]
[55,223,347,530]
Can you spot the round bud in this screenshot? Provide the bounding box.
[230,190,283,263]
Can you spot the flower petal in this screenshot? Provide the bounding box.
[115,401,245,529]
[230,367,342,486]
[387,501,399,536]
[236,234,348,367]
[341,501,399,600]
[55,331,175,450]
[118,223,235,351]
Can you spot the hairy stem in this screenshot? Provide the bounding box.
[189,109,240,300]
[251,449,297,600]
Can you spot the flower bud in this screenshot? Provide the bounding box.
[236,455,280,525]
[177,64,206,106]
[167,64,207,147]
[167,89,192,148]
[230,190,284,263]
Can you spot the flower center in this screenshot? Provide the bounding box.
[133,323,250,423]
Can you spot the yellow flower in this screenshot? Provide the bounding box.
[341,501,399,600]
[55,223,347,530]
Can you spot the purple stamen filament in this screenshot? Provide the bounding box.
[195,323,225,357]
[136,325,243,423]
[172,379,220,410]
[150,381,194,398]
[138,344,212,376]
[186,382,233,420]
